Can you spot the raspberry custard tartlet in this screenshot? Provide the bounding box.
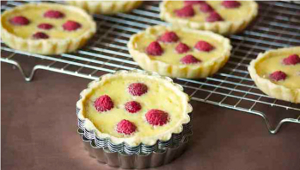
[76,70,193,168]
[248,46,300,103]
[128,25,231,79]
[1,3,96,54]
[67,1,142,15]
[160,0,258,35]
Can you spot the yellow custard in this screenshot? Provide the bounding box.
[133,27,225,65]
[256,53,300,89]
[82,74,187,138]
[2,5,91,39]
[164,1,254,22]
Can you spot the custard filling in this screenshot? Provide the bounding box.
[2,5,91,39]
[164,1,254,22]
[256,52,300,89]
[82,75,185,138]
[133,27,226,65]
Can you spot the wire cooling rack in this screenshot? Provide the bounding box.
[1,1,300,134]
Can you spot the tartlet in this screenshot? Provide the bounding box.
[1,3,96,55]
[160,0,258,35]
[127,25,232,79]
[76,70,193,147]
[248,46,300,103]
[66,1,142,15]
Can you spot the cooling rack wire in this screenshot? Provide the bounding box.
[1,1,300,134]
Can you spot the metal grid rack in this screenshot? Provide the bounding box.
[1,1,300,134]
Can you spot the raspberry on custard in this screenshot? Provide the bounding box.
[175,42,190,54]
[116,119,137,135]
[38,23,53,30]
[146,109,169,126]
[63,20,82,31]
[206,12,223,22]
[282,54,300,65]
[180,54,201,64]
[94,95,114,112]
[174,5,195,18]
[200,3,214,13]
[146,41,164,56]
[128,83,148,96]
[125,101,142,113]
[222,1,241,9]
[10,16,30,25]
[269,71,287,81]
[44,10,64,19]
[158,31,179,43]
[195,40,214,52]
[32,32,49,39]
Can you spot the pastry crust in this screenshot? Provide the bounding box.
[1,3,96,55]
[76,70,193,147]
[248,46,300,103]
[160,0,258,35]
[127,25,232,79]
[66,1,142,15]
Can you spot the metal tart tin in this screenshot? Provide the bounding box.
[78,129,191,169]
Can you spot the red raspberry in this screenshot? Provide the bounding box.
[175,42,190,54]
[282,54,300,65]
[158,31,179,43]
[146,41,164,56]
[195,41,214,52]
[269,71,287,81]
[38,23,53,30]
[184,1,206,6]
[128,83,148,96]
[63,20,81,31]
[44,10,64,19]
[94,95,114,112]
[180,55,201,64]
[222,1,241,8]
[206,12,223,22]
[146,109,169,126]
[116,119,137,135]
[10,16,30,26]
[125,101,142,113]
[174,5,195,18]
[32,32,49,39]
[200,3,214,13]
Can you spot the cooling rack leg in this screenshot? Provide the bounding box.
[269,118,300,134]
[248,109,300,134]
[1,59,36,82]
